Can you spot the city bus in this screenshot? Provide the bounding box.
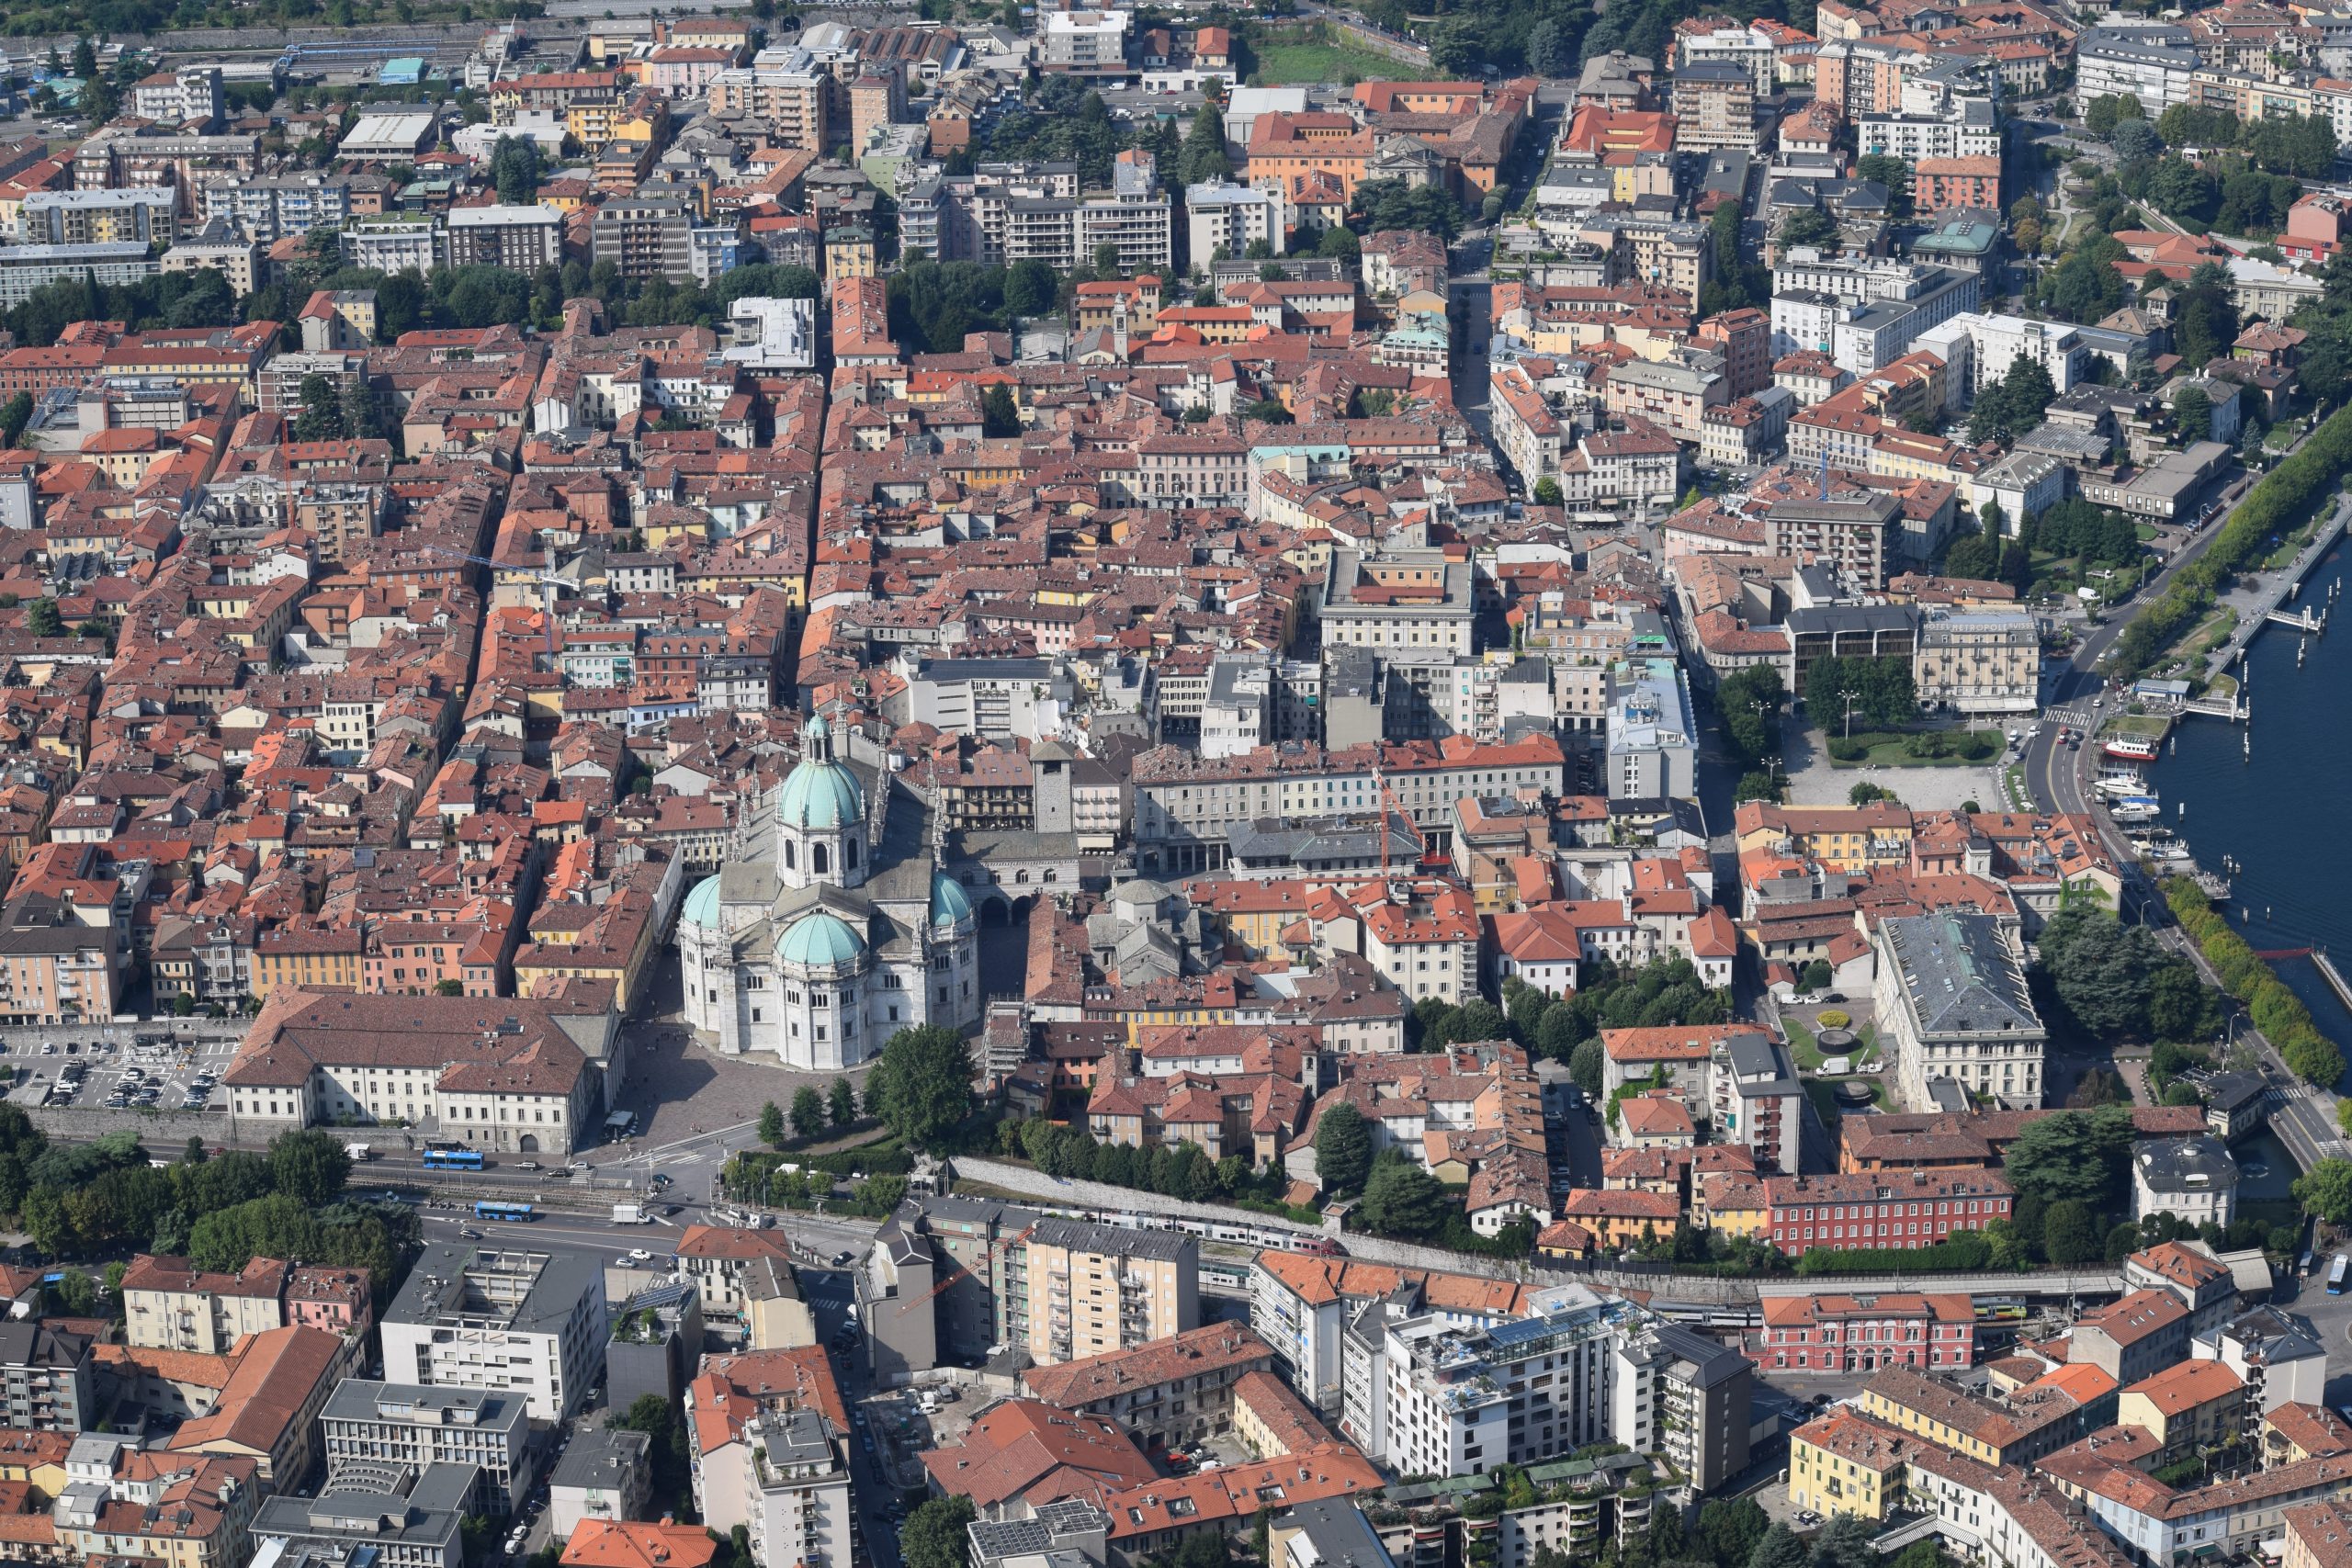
[423,1145,485,1171]
[2328,1255,2348,1295]
[473,1201,535,1223]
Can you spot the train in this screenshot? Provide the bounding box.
[1046,1203,1346,1257]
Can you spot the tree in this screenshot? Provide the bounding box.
[1809,1515,1878,1568]
[268,1129,352,1209]
[1527,17,1572,75]
[980,383,1020,438]
[828,1077,856,1129]
[757,1101,786,1147]
[489,135,541,205]
[2042,1198,2100,1265]
[1317,225,1361,261]
[2084,93,2144,138]
[1778,208,1840,249]
[1800,959,1833,992]
[1449,999,1507,1043]
[1567,1038,1605,1097]
[2036,907,2171,1037]
[23,599,61,638]
[1532,477,1563,505]
[1746,1524,1810,1568]
[0,392,31,448]
[1358,1157,1448,1238]
[1179,98,1230,186]
[2004,1105,2134,1206]
[899,1496,977,1568]
[789,1087,826,1141]
[865,1025,975,1149]
[2293,1157,2352,1224]
[1697,1500,1771,1568]
[1315,1102,1374,1194]
[2111,117,2162,164]
[1856,153,1912,219]
[1716,664,1788,766]
[184,1136,207,1165]
[2173,385,2211,441]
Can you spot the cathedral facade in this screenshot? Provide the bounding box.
[679,716,981,1067]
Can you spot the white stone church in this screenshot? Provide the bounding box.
[679,716,981,1066]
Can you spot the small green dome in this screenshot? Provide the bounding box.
[681,874,723,930]
[931,871,975,929]
[777,717,864,831]
[777,910,866,969]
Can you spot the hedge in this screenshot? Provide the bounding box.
[1792,1232,2003,1274]
[2114,405,2352,674]
[2164,878,2346,1087]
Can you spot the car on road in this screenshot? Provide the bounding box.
[516,1160,540,1170]
[831,1251,854,1267]
[460,1227,484,1239]
[1796,1512,1822,1527]
[625,1248,653,1264]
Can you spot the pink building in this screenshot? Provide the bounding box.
[1747,1292,1979,1372]
[642,46,738,97]
[285,1264,374,1340]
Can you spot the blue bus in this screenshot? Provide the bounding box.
[424,1145,485,1171]
[2329,1255,2348,1295]
[474,1201,535,1222]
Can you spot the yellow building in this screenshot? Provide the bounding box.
[249,927,364,1000]
[826,224,878,286]
[1732,799,1914,874]
[1013,1220,1199,1366]
[2118,1360,2245,1461]
[1789,1410,1913,1520]
[1694,1171,1769,1237]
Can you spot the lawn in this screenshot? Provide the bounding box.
[1825,728,2004,768]
[2100,712,2172,739]
[1249,37,1408,85]
[2207,671,2239,700]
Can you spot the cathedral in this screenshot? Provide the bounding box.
[679,716,981,1066]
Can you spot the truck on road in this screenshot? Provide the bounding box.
[612,1202,653,1224]
[344,1144,372,1162]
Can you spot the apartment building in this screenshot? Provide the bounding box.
[379,1244,610,1420]
[685,1348,854,1568]
[1188,181,1284,260]
[673,1225,817,1348]
[1915,311,2086,400]
[1600,356,1725,442]
[320,1382,538,1515]
[0,892,119,1023]
[2076,21,2201,113]
[446,204,563,270]
[342,213,442,275]
[1858,1363,2089,1467]
[1020,1324,1277,1449]
[1604,658,1697,800]
[1043,8,1131,74]
[0,1321,94,1430]
[54,1440,260,1568]
[1669,60,1757,150]
[592,197,695,280]
[20,187,177,245]
[705,50,830,149]
[1612,1320,1755,1493]
[130,64,225,125]
[121,1255,289,1353]
[1377,1283,1638,1476]
[1873,910,2048,1108]
[1013,1219,1200,1367]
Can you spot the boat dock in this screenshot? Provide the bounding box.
[2199,492,2350,681]
[2318,950,2352,1012]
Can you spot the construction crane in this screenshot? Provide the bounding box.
[1374,767,1425,883]
[413,541,570,663]
[896,1221,1038,1315]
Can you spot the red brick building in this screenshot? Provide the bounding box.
[1915,156,2002,214]
[1762,1168,2016,1254]
[1696,308,1772,398]
[1747,1292,1979,1372]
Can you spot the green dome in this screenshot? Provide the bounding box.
[777,716,864,830]
[681,874,723,931]
[777,910,866,969]
[931,871,975,929]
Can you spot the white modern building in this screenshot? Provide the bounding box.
[2130,1135,2239,1230]
[1187,182,1285,260]
[1604,658,1697,800]
[2075,21,2201,114]
[722,297,820,371]
[1915,310,2086,400]
[379,1245,609,1422]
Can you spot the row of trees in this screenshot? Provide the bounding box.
[758,1077,861,1145]
[0,1108,414,1294]
[2165,880,2346,1088]
[2113,400,2352,674]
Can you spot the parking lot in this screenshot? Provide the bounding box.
[0,1026,241,1117]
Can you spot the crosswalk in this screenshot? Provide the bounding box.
[2046,707,2100,730]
